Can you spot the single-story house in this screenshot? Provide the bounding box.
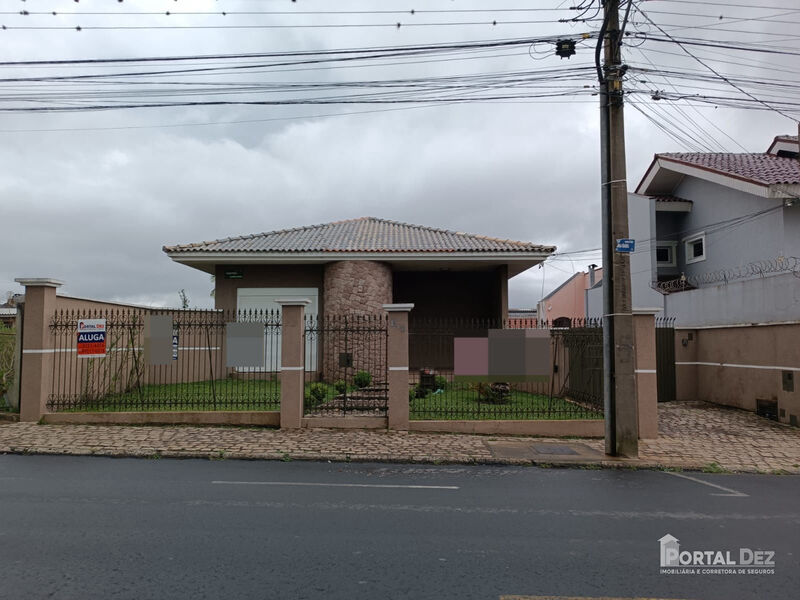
[163,217,555,321]
[164,217,555,377]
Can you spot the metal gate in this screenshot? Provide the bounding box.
[304,314,388,417]
[552,321,604,412]
[655,318,676,402]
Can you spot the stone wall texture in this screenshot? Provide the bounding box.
[323,261,393,316]
[320,261,392,384]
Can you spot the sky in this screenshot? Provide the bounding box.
[2,0,797,309]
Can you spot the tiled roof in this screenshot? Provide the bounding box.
[774,134,798,143]
[659,153,800,186]
[650,194,693,203]
[164,217,555,254]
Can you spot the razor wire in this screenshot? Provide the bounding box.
[655,255,800,293]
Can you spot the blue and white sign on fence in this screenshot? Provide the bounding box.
[615,238,635,253]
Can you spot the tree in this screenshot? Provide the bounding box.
[178,289,190,309]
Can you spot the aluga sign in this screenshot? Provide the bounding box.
[659,534,775,575]
[76,319,107,358]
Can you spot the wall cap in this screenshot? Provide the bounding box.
[632,308,663,315]
[275,298,312,306]
[383,303,414,312]
[14,278,64,288]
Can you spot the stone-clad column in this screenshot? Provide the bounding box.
[384,303,413,431]
[277,298,310,429]
[15,278,64,422]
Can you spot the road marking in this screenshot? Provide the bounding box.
[663,471,748,497]
[211,481,459,490]
[499,596,688,600]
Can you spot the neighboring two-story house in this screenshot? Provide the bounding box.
[588,134,800,426]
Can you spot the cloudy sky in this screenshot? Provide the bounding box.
[2,0,797,309]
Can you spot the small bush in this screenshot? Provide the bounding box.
[307,383,327,405]
[434,375,448,391]
[333,379,347,394]
[353,370,372,388]
[409,386,417,401]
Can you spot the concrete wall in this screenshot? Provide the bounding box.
[675,323,800,426]
[669,177,785,279]
[628,193,665,310]
[663,272,800,327]
[538,270,604,323]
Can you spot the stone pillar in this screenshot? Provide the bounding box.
[323,260,392,382]
[384,303,413,431]
[633,310,659,439]
[277,298,310,429]
[15,278,64,422]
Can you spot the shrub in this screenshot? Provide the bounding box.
[333,379,347,394]
[353,370,372,388]
[307,383,327,405]
[434,375,448,391]
[409,386,417,401]
[0,325,15,402]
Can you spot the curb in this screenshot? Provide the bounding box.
[1,446,790,474]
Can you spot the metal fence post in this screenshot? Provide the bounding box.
[384,303,414,431]
[277,298,310,429]
[14,278,64,422]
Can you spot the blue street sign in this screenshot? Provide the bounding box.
[615,238,635,253]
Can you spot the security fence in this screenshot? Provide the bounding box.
[47,308,281,412]
[407,317,604,421]
[303,314,388,417]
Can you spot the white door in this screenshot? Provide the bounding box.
[236,288,318,370]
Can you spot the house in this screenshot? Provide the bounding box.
[164,217,555,319]
[588,134,800,425]
[0,302,16,328]
[164,217,555,375]
[537,265,602,326]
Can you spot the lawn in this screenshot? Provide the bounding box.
[409,386,602,421]
[48,378,281,412]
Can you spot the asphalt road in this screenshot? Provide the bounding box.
[0,455,798,600]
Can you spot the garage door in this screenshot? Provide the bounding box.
[236,287,319,370]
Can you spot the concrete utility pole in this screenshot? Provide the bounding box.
[599,0,638,457]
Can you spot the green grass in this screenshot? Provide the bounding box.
[409,387,602,421]
[52,378,281,412]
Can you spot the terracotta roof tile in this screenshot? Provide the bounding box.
[163,217,555,255]
[659,153,800,186]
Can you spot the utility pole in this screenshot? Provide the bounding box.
[599,0,638,457]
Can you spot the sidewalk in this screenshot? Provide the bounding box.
[1,401,798,473]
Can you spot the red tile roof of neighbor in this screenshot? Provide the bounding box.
[658,153,800,186]
[163,217,556,255]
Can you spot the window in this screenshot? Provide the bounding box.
[684,232,706,264]
[655,241,677,267]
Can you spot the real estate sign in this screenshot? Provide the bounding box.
[77,318,107,358]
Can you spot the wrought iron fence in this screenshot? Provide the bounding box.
[407,316,603,421]
[303,314,388,417]
[47,308,281,412]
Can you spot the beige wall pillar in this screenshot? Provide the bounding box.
[384,303,413,431]
[633,310,658,439]
[15,278,63,422]
[675,327,698,401]
[277,298,310,429]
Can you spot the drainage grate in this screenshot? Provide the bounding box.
[756,398,779,421]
